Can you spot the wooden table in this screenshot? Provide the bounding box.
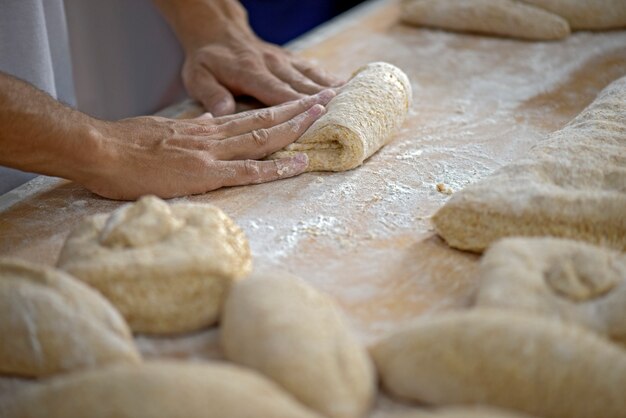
[1,0,626,410]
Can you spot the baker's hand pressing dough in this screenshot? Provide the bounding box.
[401,0,571,40]
[372,310,626,418]
[433,75,626,252]
[0,361,323,418]
[57,196,251,335]
[0,258,140,377]
[221,273,376,418]
[269,62,412,172]
[475,237,626,343]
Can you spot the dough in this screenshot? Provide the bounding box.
[475,237,626,343]
[269,62,412,172]
[401,0,570,40]
[372,310,626,418]
[378,406,536,418]
[220,272,375,418]
[0,361,322,418]
[0,258,140,377]
[432,75,626,253]
[57,195,252,335]
[522,0,626,30]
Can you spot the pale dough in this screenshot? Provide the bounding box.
[269,62,412,171]
[401,0,570,40]
[475,237,626,343]
[377,406,536,418]
[0,361,322,418]
[57,195,251,335]
[220,272,376,418]
[0,258,140,377]
[432,75,626,252]
[522,0,626,30]
[372,310,626,418]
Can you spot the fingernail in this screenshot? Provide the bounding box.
[308,104,325,117]
[276,153,308,177]
[318,89,336,102]
[294,153,309,166]
[212,98,232,116]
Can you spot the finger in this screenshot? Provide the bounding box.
[293,59,345,87]
[218,154,309,187]
[191,71,236,116]
[192,112,214,121]
[267,59,326,95]
[209,89,335,139]
[242,71,305,106]
[213,104,325,161]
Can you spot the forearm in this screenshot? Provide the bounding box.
[153,0,253,52]
[0,72,106,182]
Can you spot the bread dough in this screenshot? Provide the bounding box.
[372,310,626,418]
[0,258,140,377]
[475,237,626,343]
[269,62,412,172]
[377,406,536,418]
[221,272,375,418]
[432,75,626,253]
[57,195,251,335]
[0,361,322,418]
[522,0,626,30]
[401,0,570,40]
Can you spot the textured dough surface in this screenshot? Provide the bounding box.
[221,273,376,418]
[401,0,570,40]
[372,310,626,418]
[432,75,626,253]
[476,237,626,343]
[0,361,322,418]
[522,0,626,29]
[0,258,140,377]
[57,195,251,334]
[269,62,412,172]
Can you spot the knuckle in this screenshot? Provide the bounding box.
[255,109,276,124]
[250,128,270,147]
[242,159,261,179]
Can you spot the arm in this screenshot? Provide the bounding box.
[0,71,335,200]
[153,0,343,115]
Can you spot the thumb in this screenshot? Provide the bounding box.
[192,72,236,116]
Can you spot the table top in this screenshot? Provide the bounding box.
[1,0,626,408]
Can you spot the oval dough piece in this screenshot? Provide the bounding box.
[221,273,376,418]
[432,75,626,253]
[0,258,140,377]
[269,62,412,172]
[0,361,322,418]
[57,196,252,335]
[522,0,626,30]
[475,237,626,343]
[372,310,626,418]
[401,0,570,40]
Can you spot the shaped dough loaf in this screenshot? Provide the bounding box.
[372,310,626,418]
[0,258,140,377]
[221,273,376,418]
[269,62,412,172]
[475,237,626,343]
[522,0,626,30]
[0,362,322,418]
[401,0,571,40]
[432,75,626,253]
[57,196,251,335]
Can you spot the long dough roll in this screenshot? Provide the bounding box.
[269,62,412,172]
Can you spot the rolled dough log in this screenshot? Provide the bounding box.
[400,0,570,40]
[0,361,322,418]
[269,62,412,172]
[475,237,626,343]
[372,310,626,418]
[221,273,376,418]
[57,195,251,335]
[378,406,536,418]
[432,75,626,252]
[522,0,626,30]
[0,258,140,377]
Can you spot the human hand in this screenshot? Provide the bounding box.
[81,90,335,200]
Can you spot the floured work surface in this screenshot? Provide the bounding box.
[1,0,626,389]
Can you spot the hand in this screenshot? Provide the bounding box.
[82,90,335,200]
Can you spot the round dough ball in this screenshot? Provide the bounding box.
[57,196,252,335]
[0,361,323,418]
[372,310,626,418]
[475,237,626,343]
[221,272,376,418]
[0,258,140,377]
